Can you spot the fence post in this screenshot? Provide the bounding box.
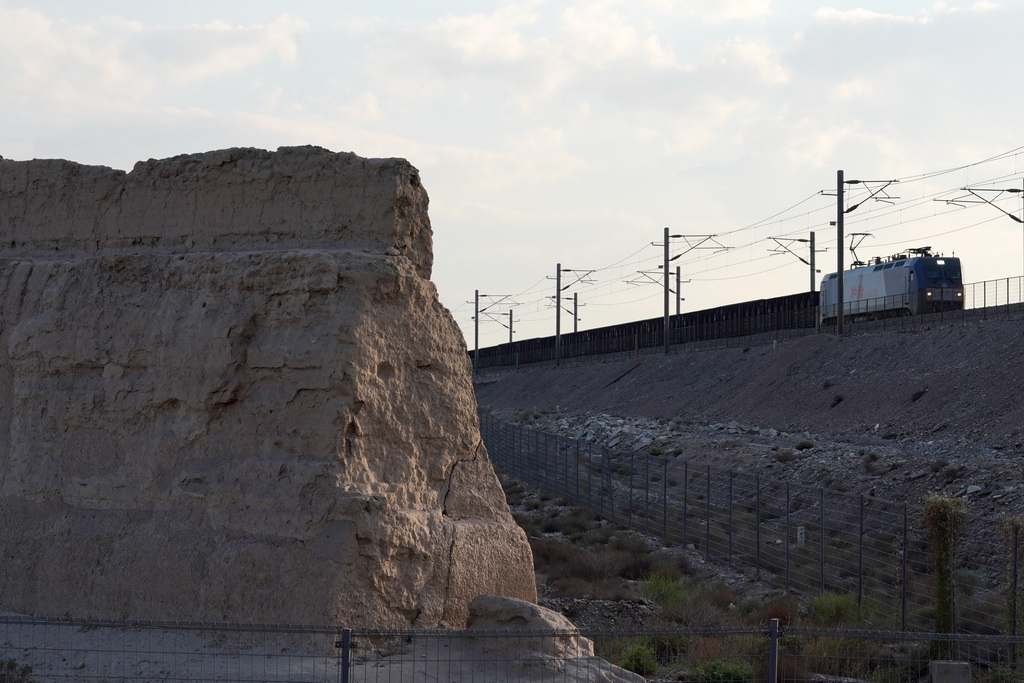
[645,452,651,534]
[1013,526,1019,666]
[339,628,351,683]
[858,495,865,608]
[819,487,826,592]
[683,461,689,547]
[728,471,734,568]
[901,503,908,631]
[575,440,580,503]
[767,618,780,683]
[662,460,668,542]
[587,444,593,509]
[756,475,761,581]
[706,465,712,561]
[629,452,635,527]
[785,482,791,591]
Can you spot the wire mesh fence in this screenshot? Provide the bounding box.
[481,412,1024,639]
[5,615,1024,682]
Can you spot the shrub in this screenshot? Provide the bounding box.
[794,439,815,451]
[923,495,966,638]
[649,446,664,455]
[1,659,35,683]
[811,591,859,626]
[640,573,688,605]
[619,643,658,676]
[692,659,754,682]
[774,449,798,463]
[830,394,844,408]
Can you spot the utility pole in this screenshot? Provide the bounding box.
[469,291,515,374]
[767,233,822,293]
[555,263,562,366]
[663,227,672,354]
[836,170,845,335]
[473,289,479,374]
[573,292,579,334]
[809,231,816,293]
[676,266,682,315]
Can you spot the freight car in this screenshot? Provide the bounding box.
[472,290,819,370]
[819,247,963,325]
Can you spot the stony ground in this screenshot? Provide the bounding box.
[474,313,1024,629]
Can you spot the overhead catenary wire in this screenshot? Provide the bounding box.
[468,146,1024,345]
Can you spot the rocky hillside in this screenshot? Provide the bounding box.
[475,315,1024,516]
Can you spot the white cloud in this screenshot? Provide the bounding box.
[0,9,307,114]
[711,37,789,84]
[437,127,586,193]
[560,1,679,68]
[339,92,382,124]
[428,3,540,64]
[813,8,925,24]
[695,0,774,22]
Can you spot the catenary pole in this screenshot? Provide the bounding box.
[676,266,681,315]
[809,231,816,294]
[555,263,562,366]
[473,289,479,375]
[837,170,845,335]
[573,292,579,334]
[663,227,670,354]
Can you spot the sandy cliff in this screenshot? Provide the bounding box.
[0,146,535,627]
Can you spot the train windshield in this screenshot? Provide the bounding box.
[923,259,961,281]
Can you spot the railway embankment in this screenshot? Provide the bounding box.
[475,317,1024,516]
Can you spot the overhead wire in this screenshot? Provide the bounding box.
[469,145,1024,344]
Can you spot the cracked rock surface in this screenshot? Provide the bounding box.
[0,147,535,628]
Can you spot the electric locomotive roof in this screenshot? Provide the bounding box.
[820,246,960,281]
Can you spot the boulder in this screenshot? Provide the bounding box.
[0,146,536,628]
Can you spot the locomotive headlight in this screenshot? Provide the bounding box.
[957,292,963,297]
[926,291,933,296]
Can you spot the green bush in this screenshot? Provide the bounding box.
[811,591,859,626]
[693,659,754,682]
[641,572,688,605]
[619,643,658,676]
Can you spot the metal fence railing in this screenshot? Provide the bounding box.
[473,274,1024,371]
[480,412,1024,638]
[5,615,1024,682]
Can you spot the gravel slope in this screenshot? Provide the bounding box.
[475,317,1024,516]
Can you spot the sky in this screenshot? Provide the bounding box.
[3,0,1024,349]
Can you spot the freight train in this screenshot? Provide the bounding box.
[471,246,964,370]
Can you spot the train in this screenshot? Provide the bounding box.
[471,246,964,371]
[819,246,964,325]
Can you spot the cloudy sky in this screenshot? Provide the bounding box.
[3,1,1023,348]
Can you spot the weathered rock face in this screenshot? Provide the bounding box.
[0,146,536,628]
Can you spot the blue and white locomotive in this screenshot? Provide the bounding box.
[819,247,964,325]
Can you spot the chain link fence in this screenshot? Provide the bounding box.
[5,615,1024,681]
[481,412,1024,638]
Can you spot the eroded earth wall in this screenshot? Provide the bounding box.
[0,146,536,627]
